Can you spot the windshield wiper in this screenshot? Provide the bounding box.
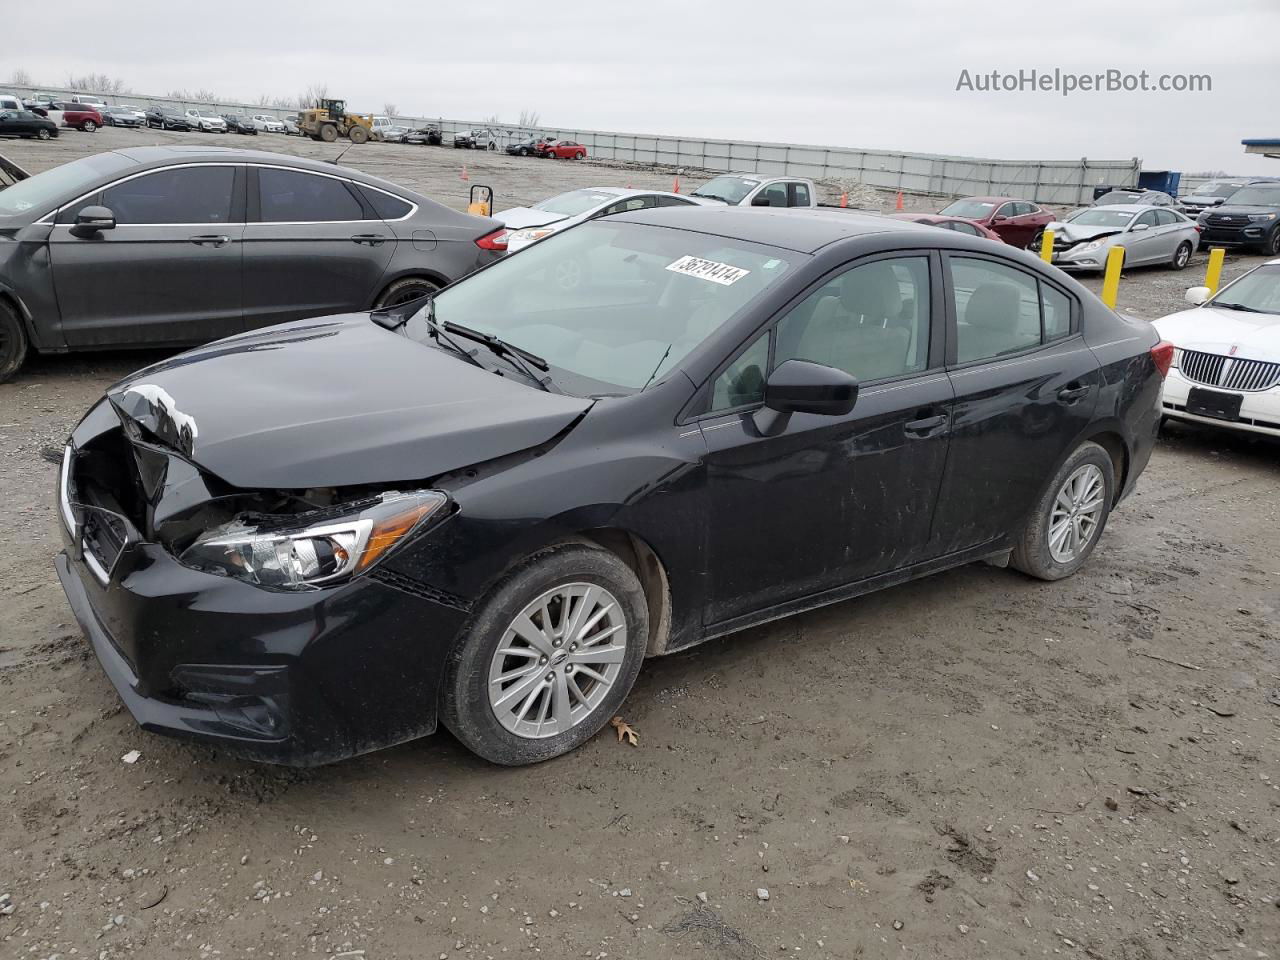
[441,320,557,392]
[415,299,487,371]
[1212,301,1261,313]
[691,193,728,203]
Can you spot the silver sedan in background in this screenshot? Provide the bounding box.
[1046,204,1200,272]
[495,187,708,253]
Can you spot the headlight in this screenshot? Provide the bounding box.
[1248,213,1277,222]
[1170,347,1181,370]
[1080,239,1105,252]
[510,227,557,244]
[179,490,448,590]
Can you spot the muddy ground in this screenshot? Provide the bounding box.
[1,129,1278,960]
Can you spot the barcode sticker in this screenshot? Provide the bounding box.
[666,255,750,286]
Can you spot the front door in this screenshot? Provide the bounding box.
[931,253,1101,553]
[48,164,244,348]
[700,253,953,626]
[241,166,395,330]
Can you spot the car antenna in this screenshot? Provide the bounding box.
[329,144,352,166]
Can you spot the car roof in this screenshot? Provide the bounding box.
[614,205,910,253]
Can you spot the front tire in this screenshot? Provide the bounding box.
[36,128,51,140]
[441,543,648,766]
[0,301,30,384]
[1264,227,1280,258]
[1011,442,1114,581]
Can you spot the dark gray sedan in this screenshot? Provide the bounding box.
[0,146,507,380]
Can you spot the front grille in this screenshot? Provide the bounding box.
[1180,349,1280,392]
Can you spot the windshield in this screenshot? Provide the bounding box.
[939,199,997,218]
[410,221,795,393]
[691,176,760,204]
[1065,209,1134,227]
[532,189,619,217]
[1210,264,1280,314]
[1192,181,1244,198]
[1221,187,1280,207]
[0,152,135,217]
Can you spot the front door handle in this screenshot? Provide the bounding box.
[351,233,388,246]
[904,413,948,438]
[1057,383,1091,404]
[189,234,231,247]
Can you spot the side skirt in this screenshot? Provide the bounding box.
[672,539,1008,654]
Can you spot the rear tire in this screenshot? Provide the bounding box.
[81,120,96,132]
[373,277,440,309]
[36,128,50,140]
[1011,441,1114,581]
[441,543,648,766]
[0,301,30,384]
[1170,241,1192,270]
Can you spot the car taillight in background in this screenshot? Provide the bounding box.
[475,229,508,251]
[1150,340,1176,378]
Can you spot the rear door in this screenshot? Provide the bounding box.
[699,253,953,624]
[240,165,396,329]
[931,253,1099,554]
[48,164,245,348]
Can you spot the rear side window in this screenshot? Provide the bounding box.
[657,195,695,207]
[358,185,413,220]
[102,166,236,224]
[791,183,811,207]
[258,168,363,222]
[951,257,1075,361]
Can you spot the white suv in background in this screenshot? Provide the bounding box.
[250,114,287,133]
[185,109,228,133]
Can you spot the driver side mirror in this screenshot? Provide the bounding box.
[70,205,115,238]
[1131,223,1151,232]
[764,360,858,416]
[992,214,1009,222]
[1184,286,1211,306]
[750,193,771,207]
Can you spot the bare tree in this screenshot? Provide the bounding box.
[382,102,398,118]
[66,72,129,95]
[297,82,329,110]
[169,88,221,103]
[517,109,540,128]
[9,68,33,87]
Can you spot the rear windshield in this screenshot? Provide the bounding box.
[0,152,135,217]
[939,199,997,218]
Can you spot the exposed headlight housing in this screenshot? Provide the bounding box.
[179,490,448,590]
[510,227,557,244]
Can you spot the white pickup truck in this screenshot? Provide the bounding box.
[689,173,819,208]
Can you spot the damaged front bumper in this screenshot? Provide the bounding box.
[54,405,470,766]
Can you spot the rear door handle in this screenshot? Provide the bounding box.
[189,234,231,247]
[904,413,948,438]
[351,233,388,246]
[1058,383,1091,404]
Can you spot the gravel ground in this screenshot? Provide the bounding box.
[1,128,1278,960]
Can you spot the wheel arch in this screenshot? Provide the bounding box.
[371,269,451,308]
[573,529,673,657]
[1076,427,1129,505]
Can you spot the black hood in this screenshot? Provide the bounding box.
[1207,202,1280,218]
[106,316,593,489]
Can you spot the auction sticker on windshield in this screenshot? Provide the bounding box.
[666,255,750,286]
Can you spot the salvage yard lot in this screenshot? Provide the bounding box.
[1,129,1278,960]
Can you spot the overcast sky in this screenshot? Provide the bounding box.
[9,0,1278,175]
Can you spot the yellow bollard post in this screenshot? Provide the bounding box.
[1204,247,1225,295]
[1039,229,1055,263]
[1100,246,1125,309]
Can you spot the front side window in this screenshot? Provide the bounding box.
[258,168,363,222]
[951,258,1042,363]
[102,166,236,224]
[601,195,656,216]
[759,183,788,207]
[418,221,794,393]
[710,331,770,411]
[777,257,932,382]
[1134,210,1160,229]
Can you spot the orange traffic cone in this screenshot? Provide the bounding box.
[895,190,904,211]
[839,192,848,208]
[672,176,680,194]
[460,166,469,181]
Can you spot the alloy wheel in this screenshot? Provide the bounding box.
[1174,243,1190,268]
[1047,463,1105,564]
[487,582,627,739]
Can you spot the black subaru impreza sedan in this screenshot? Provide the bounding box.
[55,206,1170,767]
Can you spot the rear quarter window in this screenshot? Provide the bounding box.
[358,185,413,220]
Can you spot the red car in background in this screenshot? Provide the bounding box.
[540,139,587,160]
[889,213,1004,242]
[936,196,1054,247]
